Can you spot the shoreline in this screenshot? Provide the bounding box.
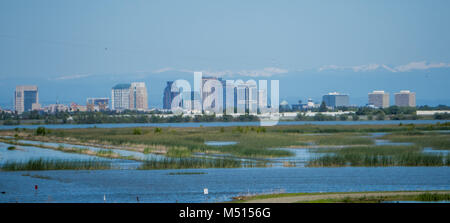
[234,190,450,203]
[0,119,447,130]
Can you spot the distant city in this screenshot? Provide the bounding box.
[1,75,421,115]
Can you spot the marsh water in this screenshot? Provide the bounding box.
[1,167,449,203]
[0,126,449,203]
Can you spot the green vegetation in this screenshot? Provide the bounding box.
[1,158,111,171]
[7,146,16,150]
[133,128,142,135]
[143,147,153,154]
[381,131,450,150]
[36,127,48,136]
[232,191,450,203]
[296,133,374,145]
[28,126,303,158]
[1,123,450,168]
[308,145,450,167]
[95,149,117,157]
[306,192,450,203]
[138,157,266,170]
[417,192,450,201]
[166,147,192,157]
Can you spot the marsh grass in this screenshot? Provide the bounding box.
[7,146,16,150]
[1,158,111,171]
[37,127,299,158]
[166,147,192,157]
[308,145,450,167]
[3,123,449,160]
[138,157,266,169]
[96,149,114,156]
[381,132,450,150]
[417,193,450,201]
[297,134,374,146]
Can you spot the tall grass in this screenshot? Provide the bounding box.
[36,126,298,158]
[7,146,16,150]
[138,157,265,169]
[308,145,450,167]
[416,193,450,201]
[1,158,112,171]
[381,132,450,150]
[166,147,192,157]
[297,134,374,145]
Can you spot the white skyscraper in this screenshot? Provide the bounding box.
[111,84,131,110]
[395,90,416,107]
[15,85,39,114]
[130,82,148,111]
[111,82,148,111]
[368,90,390,108]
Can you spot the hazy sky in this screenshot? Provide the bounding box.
[1,0,449,108]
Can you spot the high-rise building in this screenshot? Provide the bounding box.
[322,92,349,108]
[130,82,148,110]
[395,90,416,107]
[15,85,39,114]
[163,81,180,109]
[111,84,131,110]
[201,76,225,112]
[368,90,390,108]
[111,82,148,111]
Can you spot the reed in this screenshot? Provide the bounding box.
[297,134,374,145]
[165,147,192,158]
[381,132,450,150]
[7,146,16,150]
[416,193,450,201]
[138,157,265,169]
[308,145,449,167]
[1,158,111,171]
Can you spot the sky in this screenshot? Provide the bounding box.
[0,0,449,109]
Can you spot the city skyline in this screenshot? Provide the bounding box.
[5,80,422,114]
[1,1,450,108]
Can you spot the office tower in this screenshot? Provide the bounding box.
[163,81,180,109]
[111,84,131,110]
[395,90,416,107]
[15,85,39,114]
[130,82,148,110]
[368,90,390,108]
[201,76,224,112]
[86,98,109,111]
[322,92,350,108]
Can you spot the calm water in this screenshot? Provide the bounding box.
[0,142,141,169]
[0,120,444,130]
[15,139,165,160]
[1,126,449,203]
[204,141,238,146]
[0,167,449,203]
